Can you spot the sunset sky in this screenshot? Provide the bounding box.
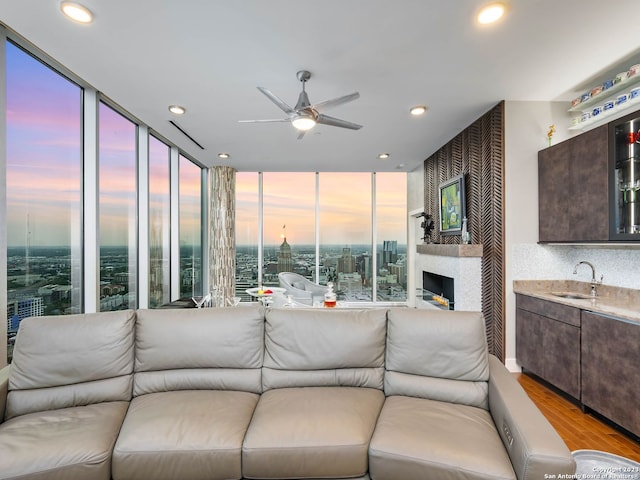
[236,172,407,246]
[6,41,406,249]
[6,41,82,248]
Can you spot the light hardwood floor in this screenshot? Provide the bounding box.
[516,373,640,463]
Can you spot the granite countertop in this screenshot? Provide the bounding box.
[513,280,640,324]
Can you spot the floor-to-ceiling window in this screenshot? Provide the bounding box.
[319,173,372,301]
[5,41,82,359]
[235,172,260,300]
[262,172,316,287]
[179,154,203,298]
[98,102,138,311]
[148,136,170,307]
[3,36,205,364]
[235,172,407,304]
[375,172,407,302]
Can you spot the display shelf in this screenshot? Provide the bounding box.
[568,97,640,131]
[569,74,640,113]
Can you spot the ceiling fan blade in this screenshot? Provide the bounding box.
[316,114,362,130]
[238,118,290,123]
[311,92,360,111]
[257,87,295,114]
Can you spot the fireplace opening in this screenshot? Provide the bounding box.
[422,271,455,310]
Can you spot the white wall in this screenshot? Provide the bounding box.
[407,167,424,212]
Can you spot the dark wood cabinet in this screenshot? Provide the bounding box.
[517,294,640,435]
[581,311,640,437]
[538,125,609,242]
[515,294,581,399]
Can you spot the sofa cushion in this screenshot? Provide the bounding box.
[369,395,516,480]
[133,305,264,395]
[0,401,129,480]
[112,390,259,480]
[262,308,387,390]
[242,386,385,479]
[7,310,135,419]
[385,308,489,408]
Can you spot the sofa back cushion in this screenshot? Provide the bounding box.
[6,309,135,420]
[133,305,264,396]
[385,308,490,409]
[262,308,387,390]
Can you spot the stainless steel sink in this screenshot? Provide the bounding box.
[550,291,593,300]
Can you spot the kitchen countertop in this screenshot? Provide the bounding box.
[513,280,640,324]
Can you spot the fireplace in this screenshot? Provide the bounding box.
[422,271,454,310]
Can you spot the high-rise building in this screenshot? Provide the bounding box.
[7,297,44,333]
[277,237,293,273]
[338,247,355,274]
[382,240,398,266]
[388,263,407,287]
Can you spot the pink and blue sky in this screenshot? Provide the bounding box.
[6,41,406,249]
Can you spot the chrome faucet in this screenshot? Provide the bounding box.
[573,261,603,297]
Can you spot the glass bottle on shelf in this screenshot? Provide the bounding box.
[611,112,640,239]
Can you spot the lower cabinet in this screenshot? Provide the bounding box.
[515,294,581,399]
[517,295,640,438]
[581,311,640,438]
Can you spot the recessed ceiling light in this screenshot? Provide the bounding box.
[168,105,186,115]
[378,153,390,159]
[218,153,230,159]
[477,2,506,25]
[60,2,93,24]
[410,105,427,116]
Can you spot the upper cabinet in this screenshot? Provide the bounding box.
[538,108,640,243]
[538,125,609,242]
[609,110,640,240]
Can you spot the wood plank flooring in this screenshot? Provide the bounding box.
[516,373,640,463]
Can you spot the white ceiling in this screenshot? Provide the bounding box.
[1,0,640,172]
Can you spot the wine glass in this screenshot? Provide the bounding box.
[191,296,206,308]
[227,296,241,307]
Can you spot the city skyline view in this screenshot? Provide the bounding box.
[5,38,408,362]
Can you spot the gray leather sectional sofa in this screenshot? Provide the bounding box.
[0,305,576,480]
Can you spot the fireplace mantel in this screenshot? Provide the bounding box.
[416,244,483,258]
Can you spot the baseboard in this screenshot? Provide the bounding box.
[504,357,522,373]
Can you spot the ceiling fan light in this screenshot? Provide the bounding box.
[292,115,316,131]
[410,105,427,116]
[60,2,93,24]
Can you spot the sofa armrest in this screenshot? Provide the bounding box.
[488,355,575,480]
[0,365,9,424]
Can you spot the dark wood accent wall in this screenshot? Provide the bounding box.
[423,101,505,359]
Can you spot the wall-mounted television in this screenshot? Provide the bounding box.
[439,174,465,235]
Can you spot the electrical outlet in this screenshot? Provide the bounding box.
[503,421,514,447]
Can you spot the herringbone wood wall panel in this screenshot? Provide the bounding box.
[423,102,505,359]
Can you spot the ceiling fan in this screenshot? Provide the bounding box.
[239,70,362,139]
